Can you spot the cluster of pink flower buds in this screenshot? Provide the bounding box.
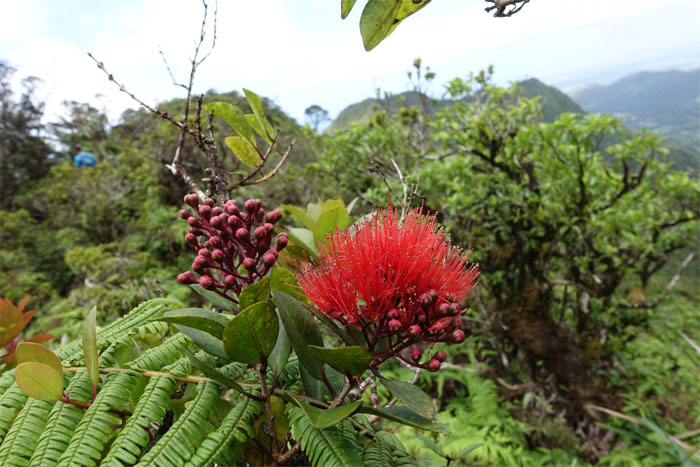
[177,194,287,308]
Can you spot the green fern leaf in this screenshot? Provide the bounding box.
[0,384,26,440]
[287,405,363,467]
[136,380,220,466]
[184,396,262,467]
[363,431,394,466]
[128,333,191,371]
[0,397,53,466]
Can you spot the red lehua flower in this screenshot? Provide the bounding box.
[298,206,479,365]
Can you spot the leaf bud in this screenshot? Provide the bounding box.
[427,359,441,372]
[177,271,197,284]
[435,351,447,363]
[265,209,282,224]
[199,276,216,290]
[411,348,422,362]
[452,329,466,343]
[388,319,402,332]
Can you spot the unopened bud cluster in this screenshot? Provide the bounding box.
[177,194,287,307]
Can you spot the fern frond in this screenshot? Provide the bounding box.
[0,397,53,466]
[28,369,93,467]
[184,396,262,467]
[135,380,220,466]
[102,358,191,466]
[287,405,363,467]
[0,384,26,441]
[58,370,142,466]
[128,333,190,371]
[362,431,394,466]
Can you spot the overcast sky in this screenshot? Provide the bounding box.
[2,0,699,126]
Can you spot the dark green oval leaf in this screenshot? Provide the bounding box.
[191,284,238,312]
[223,302,279,363]
[159,308,231,340]
[15,342,63,376]
[268,311,291,378]
[308,345,372,376]
[289,394,362,429]
[239,277,271,311]
[359,406,449,433]
[205,102,255,143]
[270,267,307,303]
[15,362,63,402]
[380,377,436,420]
[176,325,228,359]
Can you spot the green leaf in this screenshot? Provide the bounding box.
[158,308,231,340]
[185,349,248,396]
[223,302,279,363]
[341,0,358,18]
[82,306,99,389]
[273,291,324,380]
[239,277,271,311]
[0,303,24,347]
[225,135,261,168]
[270,267,307,303]
[416,434,443,456]
[191,284,236,311]
[313,207,350,245]
[243,88,275,142]
[204,102,255,143]
[270,396,290,442]
[191,284,238,312]
[244,114,272,143]
[359,0,401,51]
[15,362,63,401]
[455,443,484,459]
[302,302,353,345]
[173,323,228,358]
[359,406,449,433]
[380,377,436,419]
[280,204,316,230]
[289,395,362,429]
[308,345,372,376]
[15,342,63,376]
[268,311,291,378]
[286,227,318,259]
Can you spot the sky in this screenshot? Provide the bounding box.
[2,0,699,126]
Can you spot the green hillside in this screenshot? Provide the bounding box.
[569,69,700,149]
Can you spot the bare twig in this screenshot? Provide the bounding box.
[484,0,531,17]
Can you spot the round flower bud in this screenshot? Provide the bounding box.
[446,293,458,303]
[184,233,198,246]
[266,209,282,224]
[255,209,264,223]
[428,289,439,301]
[235,228,249,242]
[177,271,197,284]
[178,209,192,220]
[211,206,223,217]
[198,248,212,258]
[212,249,225,262]
[184,193,199,209]
[263,222,275,234]
[387,308,399,320]
[452,329,466,343]
[449,303,461,315]
[209,236,221,247]
[223,275,236,287]
[419,293,433,309]
[225,200,239,216]
[438,303,451,316]
[263,252,277,265]
[210,215,223,229]
[435,351,447,363]
[187,217,201,228]
[431,321,446,334]
[244,199,257,213]
[242,257,256,270]
[198,204,212,219]
[411,348,422,362]
[276,235,289,251]
[427,359,441,372]
[388,319,402,332]
[408,324,422,337]
[204,198,215,207]
[199,276,216,290]
[416,312,427,323]
[227,215,241,228]
[254,226,266,239]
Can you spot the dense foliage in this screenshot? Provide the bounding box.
[0,52,698,465]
